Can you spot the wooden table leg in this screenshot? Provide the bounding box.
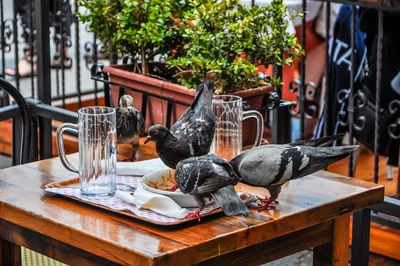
[313,214,350,266]
[0,238,21,266]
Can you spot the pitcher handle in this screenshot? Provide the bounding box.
[56,123,79,173]
[243,110,264,148]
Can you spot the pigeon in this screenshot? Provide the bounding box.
[229,134,358,210]
[116,95,145,161]
[144,81,216,169]
[175,155,249,221]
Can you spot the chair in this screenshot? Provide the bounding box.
[0,77,32,165]
[0,78,67,265]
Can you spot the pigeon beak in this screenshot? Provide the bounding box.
[144,136,151,144]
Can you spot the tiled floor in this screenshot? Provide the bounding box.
[263,250,313,265]
[0,153,11,169]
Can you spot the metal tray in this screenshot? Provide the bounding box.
[42,177,223,226]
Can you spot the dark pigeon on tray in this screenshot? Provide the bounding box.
[175,154,249,221]
[144,81,216,169]
[229,134,358,210]
[116,95,145,161]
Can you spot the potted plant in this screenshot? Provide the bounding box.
[77,0,188,74]
[77,0,302,140]
[168,0,302,101]
[166,0,302,144]
[77,0,195,129]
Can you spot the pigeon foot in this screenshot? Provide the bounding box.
[258,197,279,205]
[121,154,136,162]
[186,209,201,222]
[256,202,276,211]
[249,197,278,211]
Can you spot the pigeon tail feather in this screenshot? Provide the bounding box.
[191,81,214,112]
[309,144,359,158]
[297,145,359,179]
[211,185,249,217]
[290,133,345,147]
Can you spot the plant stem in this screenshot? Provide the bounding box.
[141,44,149,74]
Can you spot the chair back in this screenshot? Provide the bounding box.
[0,78,32,165]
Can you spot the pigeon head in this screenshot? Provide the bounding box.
[119,95,134,107]
[144,125,171,144]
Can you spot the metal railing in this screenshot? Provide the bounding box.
[289,1,400,265]
[0,0,110,107]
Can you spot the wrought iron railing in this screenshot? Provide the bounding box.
[289,1,400,264]
[0,0,111,108]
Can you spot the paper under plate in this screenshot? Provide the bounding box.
[42,176,221,226]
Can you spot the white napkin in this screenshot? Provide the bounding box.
[115,187,189,219]
[117,158,169,176]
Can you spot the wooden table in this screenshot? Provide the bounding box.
[0,140,384,265]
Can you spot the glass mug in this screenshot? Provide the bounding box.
[211,95,264,161]
[57,106,117,197]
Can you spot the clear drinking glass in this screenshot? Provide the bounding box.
[56,106,117,197]
[211,95,264,161]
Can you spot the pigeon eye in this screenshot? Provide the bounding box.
[155,129,160,135]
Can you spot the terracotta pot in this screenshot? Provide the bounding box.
[104,64,274,145]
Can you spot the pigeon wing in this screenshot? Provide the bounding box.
[233,145,311,187]
[170,108,195,136]
[209,154,238,178]
[170,81,215,157]
[116,107,135,140]
[237,144,357,187]
[188,108,216,154]
[195,170,238,195]
[175,158,214,194]
[171,108,216,156]
[129,107,145,137]
[291,145,358,179]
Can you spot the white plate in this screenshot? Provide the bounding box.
[140,169,213,208]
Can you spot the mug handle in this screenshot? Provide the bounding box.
[243,110,264,148]
[56,123,79,173]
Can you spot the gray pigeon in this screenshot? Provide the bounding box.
[144,81,216,169]
[229,134,358,210]
[116,95,145,161]
[175,155,249,221]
